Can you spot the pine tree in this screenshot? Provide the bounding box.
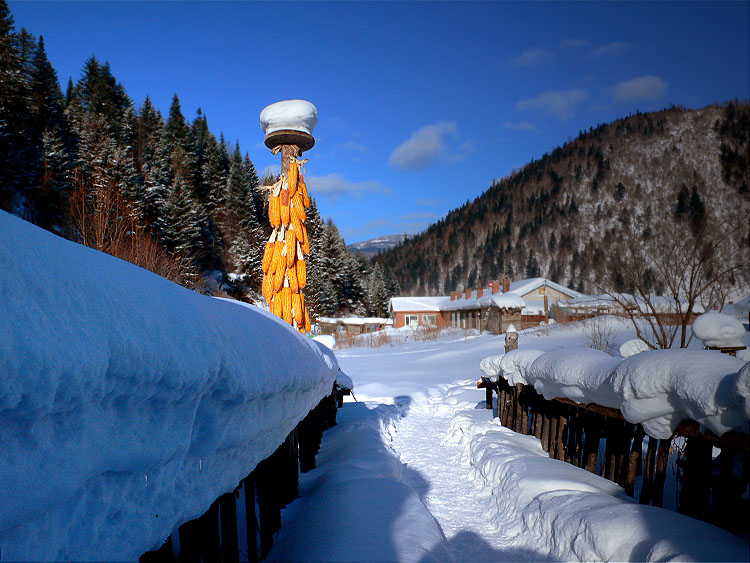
[306,200,336,317]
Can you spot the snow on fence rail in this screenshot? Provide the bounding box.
[478,345,749,534]
[0,211,346,560]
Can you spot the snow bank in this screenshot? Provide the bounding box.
[260,99,318,135]
[446,410,749,562]
[480,345,748,439]
[0,211,338,560]
[692,310,746,347]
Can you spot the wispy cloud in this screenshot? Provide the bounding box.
[590,41,629,58]
[510,48,554,67]
[502,120,537,132]
[610,75,668,103]
[515,89,588,119]
[306,173,391,198]
[559,38,588,49]
[415,198,437,207]
[389,121,461,170]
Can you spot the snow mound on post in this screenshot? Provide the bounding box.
[260,99,318,135]
[611,350,748,438]
[619,338,650,358]
[692,310,746,347]
[0,211,338,560]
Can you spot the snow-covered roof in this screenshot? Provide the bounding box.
[567,293,706,314]
[390,296,449,312]
[508,277,581,300]
[318,316,393,326]
[0,210,340,560]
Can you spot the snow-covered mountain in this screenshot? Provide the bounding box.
[348,234,411,257]
[376,103,750,297]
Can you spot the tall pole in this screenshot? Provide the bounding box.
[259,101,317,333]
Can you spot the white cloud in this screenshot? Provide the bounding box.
[611,75,668,103]
[515,89,588,119]
[590,41,629,58]
[389,121,458,170]
[502,120,537,131]
[510,48,554,67]
[559,38,588,49]
[306,173,391,198]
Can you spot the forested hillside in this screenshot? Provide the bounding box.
[0,1,398,317]
[377,103,750,298]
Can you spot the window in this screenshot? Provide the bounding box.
[422,314,437,327]
[405,314,418,328]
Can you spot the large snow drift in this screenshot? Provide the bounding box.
[0,211,339,560]
[481,346,749,439]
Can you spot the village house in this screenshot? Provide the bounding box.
[389,277,581,334]
[316,317,392,337]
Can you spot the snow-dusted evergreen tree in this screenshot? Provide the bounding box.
[306,200,337,317]
[166,172,202,256]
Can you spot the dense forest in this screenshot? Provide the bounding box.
[0,1,399,318]
[376,102,750,298]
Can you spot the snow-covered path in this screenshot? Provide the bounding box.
[388,385,547,561]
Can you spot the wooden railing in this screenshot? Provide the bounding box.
[140,383,340,563]
[479,377,749,534]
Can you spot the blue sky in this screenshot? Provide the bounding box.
[9,1,750,243]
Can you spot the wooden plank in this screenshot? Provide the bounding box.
[652,439,671,508]
[219,492,239,563]
[243,474,259,563]
[583,413,601,473]
[639,437,658,505]
[680,436,713,521]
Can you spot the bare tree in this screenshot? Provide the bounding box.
[595,212,749,349]
[66,171,204,291]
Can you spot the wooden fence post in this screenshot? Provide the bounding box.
[219,492,239,563]
[583,413,601,473]
[680,436,713,521]
[243,473,259,563]
[625,425,645,497]
[652,439,671,508]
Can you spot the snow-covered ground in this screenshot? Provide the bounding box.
[270,324,750,561]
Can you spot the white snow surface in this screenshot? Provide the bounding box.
[692,310,747,348]
[259,99,318,135]
[0,211,338,560]
[481,344,748,439]
[620,338,650,357]
[268,326,748,561]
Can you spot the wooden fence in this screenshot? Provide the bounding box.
[479,377,749,535]
[140,383,340,563]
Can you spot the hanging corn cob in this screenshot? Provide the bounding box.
[261,158,313,332]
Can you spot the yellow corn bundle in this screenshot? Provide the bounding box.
[269,239,282,275]
[297,258,307,288]
[288,263,299,293]
[269,194,281,227]
[274,264,285,293]
[272,294,283,318]
[293,293,303,325]
[300,175,310,207]
[281,287,292,324]
[301,230,310,254]
[288,160,298,198]
[261,241,274,273]
[262,271,273,304]
[280,188,290,226]
[304,306,311,332]
[290,209,303,239]
[286,230,296,268]
[292,192,306,221]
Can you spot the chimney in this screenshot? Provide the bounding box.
[502,277,511,293]
[491,281,499,294]
[450,291,456,301]
[465,288,471,299]
[477,287,484,298]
